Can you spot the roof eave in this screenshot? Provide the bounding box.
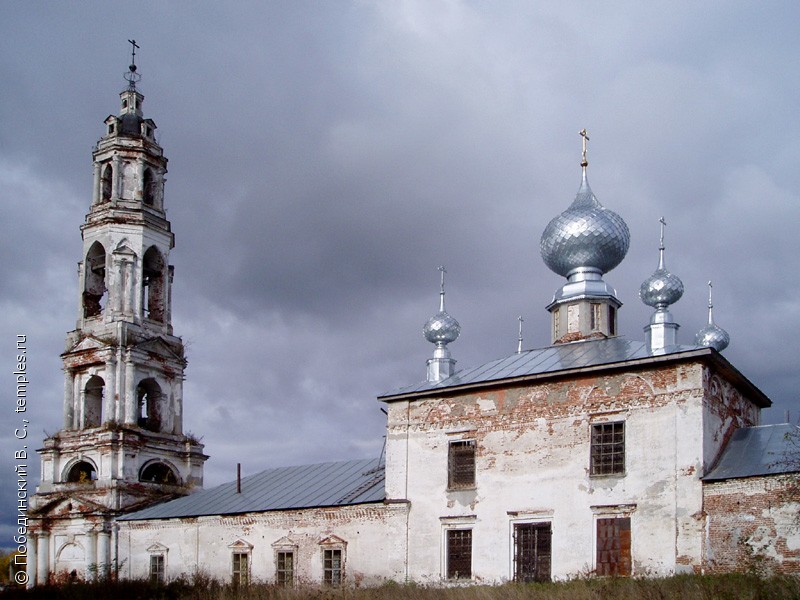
[379,347,771,408]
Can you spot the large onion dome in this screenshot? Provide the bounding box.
[695,281,729,351]
[540,170,630,278]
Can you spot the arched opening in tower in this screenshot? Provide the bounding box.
[83,241,107,318]
[83,375,105,428]
[66,460,97,483]
[142,246,165,322]
[139,462,178,485]
[137,378,163,432]
[101,164,113,202]
[143,167,155,206]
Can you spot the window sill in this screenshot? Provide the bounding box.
[446,485,477,492]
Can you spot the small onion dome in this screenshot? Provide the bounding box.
[424,310,461,345]
[695,281,729,351]
[640,219,684,309]
[696,322,730,352]
[540,171,630,278]
[640,268,684,308]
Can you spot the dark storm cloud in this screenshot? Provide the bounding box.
[1,1,799,544]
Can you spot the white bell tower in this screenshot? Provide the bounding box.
[28,43,207,586]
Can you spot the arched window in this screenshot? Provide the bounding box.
[139,462,178,485]
[137,378,163,432]
[66,460,97,483]
[83,242,106,318]
[143,168,155,206]
[101,164,113,202]
[83,375,104,428]
[142,246,165,322]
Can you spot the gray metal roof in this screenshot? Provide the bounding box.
[704,424,800,481]
[120,457,385,521]
[381,337,708,399]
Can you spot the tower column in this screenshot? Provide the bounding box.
[103,357,116,425]
[86,530,97,580]
[97,530,111,579]
[124,356,136,425]
[92,162,101,206]
[63,369,75,430]
[112,155,122,201]
[26,534,36,587]
[35,531,49,585]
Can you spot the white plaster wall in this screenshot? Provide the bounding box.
[119,503,408,585]
[388,363,712,583]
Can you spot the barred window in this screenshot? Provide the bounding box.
[448,440,476,489]
[596,517,631,576]
[446,529,472,579]
[232,552,249,586]
[276,551,294,586]
[591,422,625,476]
[149,554,165,584]
[323,548,343,586]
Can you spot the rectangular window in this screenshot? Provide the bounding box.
[323,549,343,586]
[567,305,579,333]
[513,522,551,583]
[448,440,476,489]
[553,308,561,340]
[596,517,631,576]
[590,303,602,331]
[446,529,472,579]
[591,422,625,476]
[149,554,165,584]
[609,306,617,335]
[276,551,294,586]
[232,552,249,586]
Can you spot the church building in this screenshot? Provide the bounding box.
[28,56,799,587]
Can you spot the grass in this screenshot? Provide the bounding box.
[2,573,800,600]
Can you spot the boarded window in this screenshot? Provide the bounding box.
[323,548,342,586]
[276,551,294,586]
[448,440,476,489]
[232,552,249,586]
[596,517,631,576]
[446,529,472,580]
[591,422,625,476]
[513,522,551,583]
[567,304,579,333]
[149,554,165,584]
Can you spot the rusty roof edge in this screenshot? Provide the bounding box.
[378,346,771,408]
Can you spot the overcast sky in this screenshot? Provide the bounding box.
[2,1,799,544]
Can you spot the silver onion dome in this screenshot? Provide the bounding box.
[695,281,729,351]
[424,310,461,345]
[540,170,630,278]
[640,217,684,309]
[423,267,461,346]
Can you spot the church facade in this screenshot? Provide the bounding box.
[28,62,799,587]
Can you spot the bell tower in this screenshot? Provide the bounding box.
[28,43,207,585]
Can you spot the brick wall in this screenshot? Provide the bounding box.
[704,475,800,574]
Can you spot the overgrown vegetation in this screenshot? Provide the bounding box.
[2,574,800,600]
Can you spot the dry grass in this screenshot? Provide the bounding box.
[2,574,800,600]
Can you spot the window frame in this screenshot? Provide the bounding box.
[323,548,343,586]
[445,528,473,580]
[149,553,165,584]
[231,551,250,586]
[275,550,295,586]
[590,421,625,477]
[448,439,476,490]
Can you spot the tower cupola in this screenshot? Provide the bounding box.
[640,217,684,354]
[695,281,730,351]
[424,266,460,382]
[541,130,630,343]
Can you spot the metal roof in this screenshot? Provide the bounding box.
[704,424,800,481]
[120,457,385,521]
[380,337,706,399]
